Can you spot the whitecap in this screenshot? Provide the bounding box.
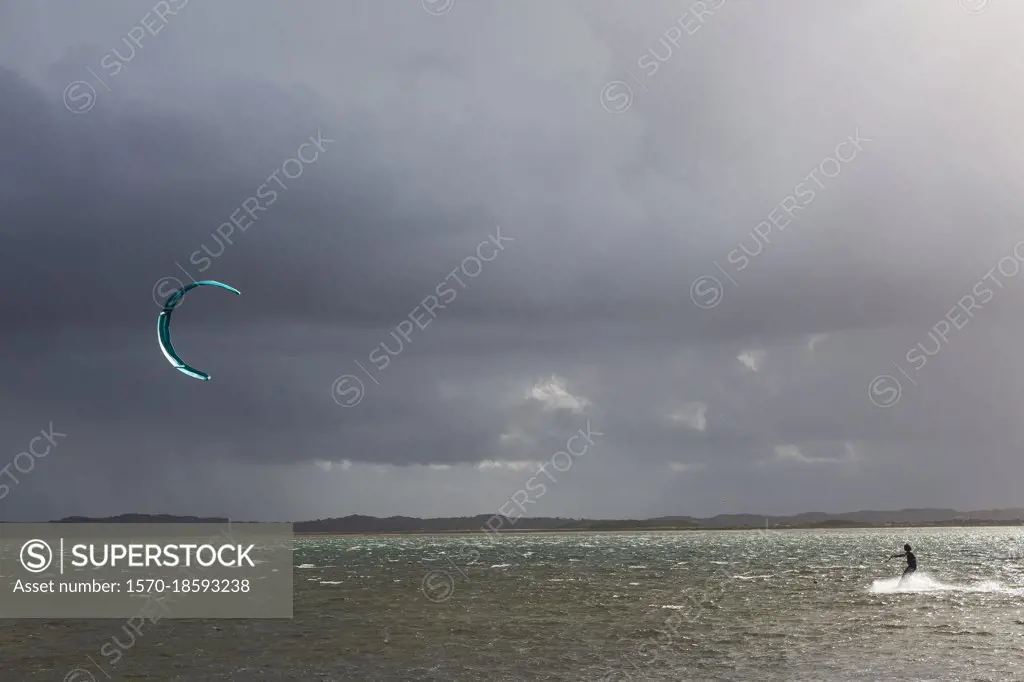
[869,572,1023,594]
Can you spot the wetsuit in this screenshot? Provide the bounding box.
[902,550,916,576]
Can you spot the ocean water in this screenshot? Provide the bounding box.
[4,527,1024,680]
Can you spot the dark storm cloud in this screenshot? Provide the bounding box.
[3,0,1024,520]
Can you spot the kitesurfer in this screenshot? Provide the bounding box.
[890,543,917,581]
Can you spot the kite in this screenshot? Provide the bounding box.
[156,280,240,381]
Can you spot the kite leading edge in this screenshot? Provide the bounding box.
[156,279,241,381]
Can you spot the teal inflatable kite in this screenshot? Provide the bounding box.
[157,280,240,381]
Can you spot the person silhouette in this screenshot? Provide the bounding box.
[890,543,917,582]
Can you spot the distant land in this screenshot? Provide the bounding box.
[17,508,1024,532]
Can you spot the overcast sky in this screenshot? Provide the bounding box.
[3,0,1024,521]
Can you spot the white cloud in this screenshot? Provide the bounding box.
[504,461,539,472]
[807,333,829,351]
[737,350,767,372]
[772,442,857,464]
[499,426,536,446]
[668,402,708,432]
[477,460,541,471]
[527,375,589,413]
[773,444,804,461]
[313,459,353,471]
[668,462,706,473]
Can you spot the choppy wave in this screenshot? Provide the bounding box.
[869,572,1020,594]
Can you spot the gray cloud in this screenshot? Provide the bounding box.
[3,0,1024,520]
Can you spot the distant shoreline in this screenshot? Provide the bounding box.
[23,511,1024,533]
[292,521,1024,536]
